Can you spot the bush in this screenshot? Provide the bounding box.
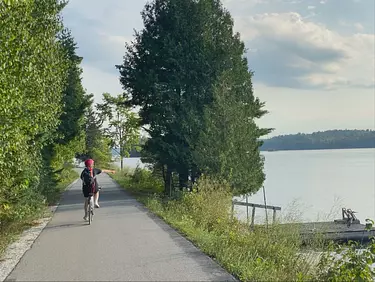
[112,165,164,195]
[171,176,232,232]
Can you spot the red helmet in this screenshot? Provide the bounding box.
[84,159,94,167]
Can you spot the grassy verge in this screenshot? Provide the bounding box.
[112,168,320,281]
[0,169,78,259]
[112,167,375,281]
[48,168,79,205]
[112,166,164,196]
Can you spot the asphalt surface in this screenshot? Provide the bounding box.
[6,172,236,281]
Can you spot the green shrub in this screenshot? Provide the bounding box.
[172,176,232,232]
[315,220,375,282]
[112,165,163,195]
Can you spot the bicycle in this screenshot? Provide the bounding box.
[86,175,98,225]
[87,192,94,225]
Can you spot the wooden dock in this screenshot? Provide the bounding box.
[298,221,375,243]
[232,201,375,243]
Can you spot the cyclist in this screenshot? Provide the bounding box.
[81,159,115,220]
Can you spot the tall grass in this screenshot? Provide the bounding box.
[113,166,375,281]
[113,168,319,281]
[112,166,163,195]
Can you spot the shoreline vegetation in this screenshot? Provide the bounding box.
[260,130,375,152]
[119,129,375,158]
[111,167,375,281]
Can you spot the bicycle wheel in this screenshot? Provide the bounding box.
[88,196,92,225]
[90,197,94,220]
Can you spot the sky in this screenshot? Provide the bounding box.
[61,0,375,137]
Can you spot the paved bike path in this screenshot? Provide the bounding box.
[6,173,236,281]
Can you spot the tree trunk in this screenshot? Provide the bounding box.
[178,170,188,191]
[165,166,173,197]
[118,111,123,170]
[191,165,200,185]
[161,164,166,183]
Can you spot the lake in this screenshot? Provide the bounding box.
[115,148,375,224]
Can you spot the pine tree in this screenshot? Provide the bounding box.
[117,0,271,195]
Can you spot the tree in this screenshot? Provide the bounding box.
[96,93,140,170]
[117,0,270,195]
[55,28,89,146]
[42,27,90,187]
[76,94,112,169]
[117,0,219,192]
[0,0,70,224]
[194,70,272,196]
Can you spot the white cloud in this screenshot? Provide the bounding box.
[354,22,364,31]
[234,12,375,89]
[81,65,122,101]
[62,0,374,134]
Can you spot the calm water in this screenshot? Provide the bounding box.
[117,148,375,224]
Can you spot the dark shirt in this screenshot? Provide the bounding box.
[80,168,102,191]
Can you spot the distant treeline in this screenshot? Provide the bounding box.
[114,129,375,156]
[112,148,141,158]
[260,130,375,151]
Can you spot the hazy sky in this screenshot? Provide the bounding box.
[62,0,375,137]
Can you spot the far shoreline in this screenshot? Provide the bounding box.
[123,147,375,158]
[260,147,375,153]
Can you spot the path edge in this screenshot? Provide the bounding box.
[108,174,238,282]
[0,178,79,282]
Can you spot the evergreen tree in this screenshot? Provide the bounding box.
[76,95,112,168]
[117,0,271,195]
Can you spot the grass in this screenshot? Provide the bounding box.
[47,167,79,206]
[112,166,164,196]
[0,216,41,259]
[111,167,322,281]
[0,169,78,259]
[110,166,375,281]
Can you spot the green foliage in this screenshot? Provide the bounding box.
[55,28,89,145]
[117,0,270,194]
[90,141,112,169]
[96,93,140,169]
[316,220,375,282]
[261,130,375,151]
[175,176,233,232]
[0,0,87,239]
[316,240,375,282]
[111,166,164,195]
[76,95,113,169]
[194,70,271,195]
[0,0,66,227]
[131,167,164,194]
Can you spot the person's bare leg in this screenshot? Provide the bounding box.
[83,198,88,220]
[94,191,100,208]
